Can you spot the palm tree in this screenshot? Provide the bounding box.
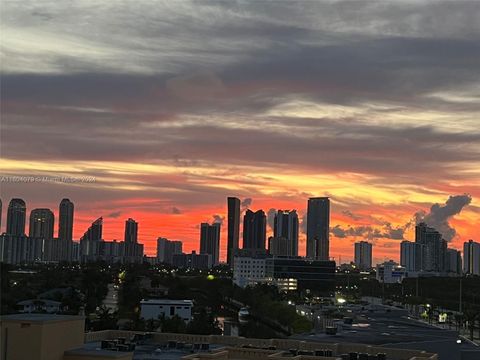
[463,308,479,341]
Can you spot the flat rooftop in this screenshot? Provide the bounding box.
[141,299,193,305]
[0,313,85,324]
[81,341,224,360]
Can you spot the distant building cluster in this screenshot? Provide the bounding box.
[0,196,478,285]
[375,222,479,283]
[0,198,143,264]
[230,197,334,293]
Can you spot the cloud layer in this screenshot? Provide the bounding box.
[1,1,479,261]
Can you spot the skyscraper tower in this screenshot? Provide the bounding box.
[415,222,447,272]
[306,197,330,260]
[354,241,373,270]
[81,217,103,242]
[58,199,74,242]
[124,218,138,243]
[243,209,266,252]
[200,222,221,265]
[463,239,480,275]
[273,210,299,256]
[80,217,103,258]
[29,208,55,239]
[6,198,26,236]
[227,197,240,266]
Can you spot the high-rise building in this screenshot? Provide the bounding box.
[227,197,240,267]
[172,251,212,270]
[306,197,330,260]
[157,237,183,264]
[243,210,266,252]
[464,240,480,275]
[415,223,447,272]
[446,248,462,275]
[354,241,372,270]
[58,199,74,242]
[80,217,103,259]
[268,236,289,256]
[200,222,221,265]
[400,241,423,273]
[124,218,138,243]
[6,198,26,236]
[29,209,55,240]
[81,217,103,242]
[273,210,299,256]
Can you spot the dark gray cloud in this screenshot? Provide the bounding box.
[266,208,276,230]
[241,198,252,212]
[299,212,307,234]
[212,214,224,225]
[171,207,182,215]
[330,223,405,240]
[332,194,473,241]
[416,194,472,241]
[107,211,122,218]
[342,210,362,221]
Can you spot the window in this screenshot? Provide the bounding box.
[170,306,175,316]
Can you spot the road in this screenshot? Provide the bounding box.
[292,307,479,360]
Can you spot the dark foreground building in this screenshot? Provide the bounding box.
[265,257,335,294]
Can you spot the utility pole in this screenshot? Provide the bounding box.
[416,277,419,297]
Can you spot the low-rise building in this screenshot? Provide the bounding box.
[17,299,64,314]
[140,299,193,322]
[265,257,336,293]
[376,260,406,283]
[233,256,267,288]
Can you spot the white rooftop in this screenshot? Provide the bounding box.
[140,299,193,306]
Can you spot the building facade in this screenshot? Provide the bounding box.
[233,256,267,288]
[157,237,183,264]
[273,210,299,256]
[415,223,447,273]
[124,218,138,243]
[242,209,266,253]
[58,199,74,242]
[6,198,26,236]
[446,248,462,274]
[400,240,423,273]
[306,197,330,260]
[140,299,193,322]
[227,197,240,267]
[376,260,406,283]
[29,208,55,240]
[172,251,212,270]
[464,239,480,275]
[354,241,372,270]
[265,257,336,293]
[200,222,221,265]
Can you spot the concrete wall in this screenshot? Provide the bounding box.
[0,318,84,360]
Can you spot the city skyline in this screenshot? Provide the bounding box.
[0,194,475,265]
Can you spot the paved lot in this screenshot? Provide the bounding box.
[293,307,479,360]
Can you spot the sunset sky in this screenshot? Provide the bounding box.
[1,1,479,264]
